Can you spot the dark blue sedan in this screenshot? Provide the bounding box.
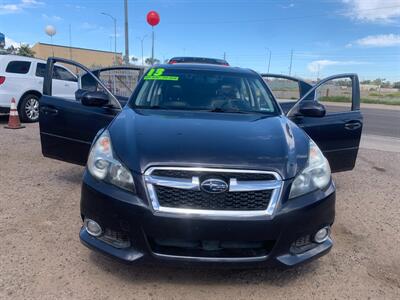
[39,58,363,267]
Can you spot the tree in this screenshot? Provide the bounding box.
[393,82,400,90]
[145,57,160,65]
[16,44,35,57]
[6,45,17,55]
[360,80,371,84]
[131,56,138,63]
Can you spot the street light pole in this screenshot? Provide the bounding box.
[266,48,271,73]
[289,49,293,76]
[124,0,130,65]
[101,12,117,65]
[151,27,155,65]
[137,35,147,65]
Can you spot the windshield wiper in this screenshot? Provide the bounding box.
[208,107,249,114]
[135,105,165,109]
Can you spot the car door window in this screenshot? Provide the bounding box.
[54,66,77,82]
[36,63,77,82]
[314,77,353,114]
[35,63,46,77]
[98,69,141,98]
[6,61,31,74]
[264,77,300,103]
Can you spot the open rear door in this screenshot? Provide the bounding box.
[39,58,122,166]
[286,74,363,172]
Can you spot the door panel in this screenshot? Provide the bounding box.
[39,58,122,165]
[292,111,362,172]
[288,74,363,172]
[39,95,117,165]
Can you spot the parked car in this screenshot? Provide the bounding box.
[39,57,363,267]
[168,56,229,66]
[0,55,78,122]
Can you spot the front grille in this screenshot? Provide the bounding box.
[149,237,275,258]
[151,169,276,181]
[155,185,272,210]
[145,167,282,216]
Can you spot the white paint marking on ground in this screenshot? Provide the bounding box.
[360,134,400,153]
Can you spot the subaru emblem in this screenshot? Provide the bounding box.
[200,178,228,194]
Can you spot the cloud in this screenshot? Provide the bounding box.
[5,37,20,48]
[342,0,400,23]
[307,60,366,73]
[349,34,400,47]
[65,4,85,10]
[280,3,295,9]
[81,22,103,31]
[42,13,62,22]
[0,0,44,14]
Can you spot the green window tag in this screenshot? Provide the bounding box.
[144,68,179,81]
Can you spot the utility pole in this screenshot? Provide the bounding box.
[266,48,271,73]
[101,12,117,65]
[69,24,72,60]
[289,49,293,76]
[124,0,130,65]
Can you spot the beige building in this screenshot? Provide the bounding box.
[32,42,123,68]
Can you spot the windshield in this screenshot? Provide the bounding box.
[130,67,279,114]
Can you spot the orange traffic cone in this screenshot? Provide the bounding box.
[4,98,25,129]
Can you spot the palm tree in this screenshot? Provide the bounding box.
[17,44,35,57]
[145,57,160,65]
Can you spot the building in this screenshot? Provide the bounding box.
[0,33,5,48]
[32,42,123,68]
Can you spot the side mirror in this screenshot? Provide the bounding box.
[81,91,109,107]
[298,101,326,117]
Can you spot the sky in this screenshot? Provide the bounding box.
[1,0,400,81]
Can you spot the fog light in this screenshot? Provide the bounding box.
[84,218,102,237]
[314,226,330,243]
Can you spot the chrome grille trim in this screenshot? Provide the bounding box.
[144,166,283,218]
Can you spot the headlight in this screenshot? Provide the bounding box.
[87,130,135,192]
[289,139,331,199]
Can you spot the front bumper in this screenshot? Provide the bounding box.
[80,171,335,268]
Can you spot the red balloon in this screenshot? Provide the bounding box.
[147,11,160,26]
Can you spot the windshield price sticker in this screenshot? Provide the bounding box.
[144,68,179,81]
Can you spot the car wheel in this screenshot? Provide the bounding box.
[19,94,40,123]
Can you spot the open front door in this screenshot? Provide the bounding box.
[287,74,363,172]
[39,58,122,166]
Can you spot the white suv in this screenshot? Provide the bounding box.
[0,55,78,122]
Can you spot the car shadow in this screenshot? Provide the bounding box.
[0,114,9,124]
[88,251,318,286]
[55,165,84,184]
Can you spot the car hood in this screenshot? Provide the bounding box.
[108,108,310,179]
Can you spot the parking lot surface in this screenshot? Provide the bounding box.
[1,119,399,300]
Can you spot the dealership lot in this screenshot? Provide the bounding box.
[0,118,399,299]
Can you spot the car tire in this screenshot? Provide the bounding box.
[18,94,40,123]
